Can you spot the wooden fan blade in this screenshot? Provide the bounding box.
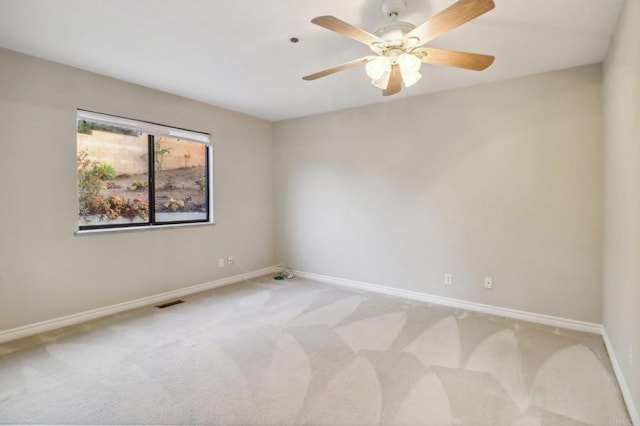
[311,16,385,46]
[303,57,374,81]
[404,0,494,47]
[383,64,402,96]
[415,47,494,71]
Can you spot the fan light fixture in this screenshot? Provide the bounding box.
[302,0,496,97]
[365,53,422,89]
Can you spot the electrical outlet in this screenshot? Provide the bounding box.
[484,277,493,289]
[228,256,234,265]
[218,258,225,268]
[444,274,452,285]
[628,343,633,366]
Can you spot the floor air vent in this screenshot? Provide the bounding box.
[155,300,185,309]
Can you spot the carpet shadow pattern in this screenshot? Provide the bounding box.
[0,277,631,425]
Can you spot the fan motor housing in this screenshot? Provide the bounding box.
[371,20,416,54]
[371,0,416,54]
[374,21,416,40]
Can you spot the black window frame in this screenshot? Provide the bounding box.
[77,110,212,231]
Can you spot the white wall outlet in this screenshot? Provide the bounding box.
[218,258,225,268]
[484,277,493,289]
[444,274,453,285]
[228,256,234,265]
[628,343,633,366]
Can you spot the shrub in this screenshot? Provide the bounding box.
[92,163,117,180]
[122,197,149,220]
[164,197,185,212]
[108,195,125,218]
[78,153,149,223]
[195,177,206,191]
[131,180,148,190]
[154,139,173,170]
[77,120,93,135]
[78,151,104,219]
[162,176,177,190]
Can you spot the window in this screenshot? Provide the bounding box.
[77,110,212,231]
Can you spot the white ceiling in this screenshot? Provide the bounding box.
[0,0,623,121]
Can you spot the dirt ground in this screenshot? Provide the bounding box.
[104,166,207,212]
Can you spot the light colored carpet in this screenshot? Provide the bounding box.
[0,276,631,425]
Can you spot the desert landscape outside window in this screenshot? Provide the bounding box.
[77,110,211,230]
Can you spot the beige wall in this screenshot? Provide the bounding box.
[603,0,640,419]
[0,48,275,331]
[274,64,603,323]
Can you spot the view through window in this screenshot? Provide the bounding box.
[77,111,211,230]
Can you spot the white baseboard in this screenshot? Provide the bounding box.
[602,328,639,426]
[294,270,603,334]
[0,265,279,344]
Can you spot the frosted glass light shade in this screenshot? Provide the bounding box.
[398,53,422,87]
[365,57,391,80]
[398,53,421,73]
[371,71,391,89]
[401,70,422,87]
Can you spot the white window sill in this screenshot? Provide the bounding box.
[75,220,215,236]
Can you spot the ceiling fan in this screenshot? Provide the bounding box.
[303,0,495,96]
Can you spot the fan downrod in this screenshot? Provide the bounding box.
[380,0,407,17]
